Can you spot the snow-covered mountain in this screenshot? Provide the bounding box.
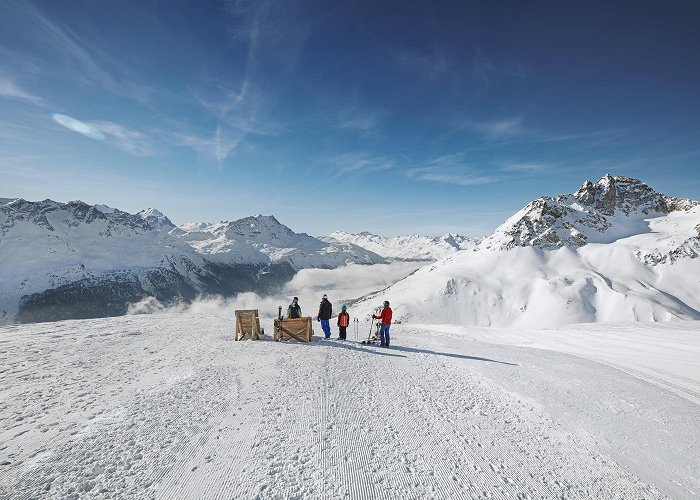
[354,175,700,327]
[0,199,390,324]
[0,198,215,323]
[481,174,697,250]
[5,174,698,327]
[171,215,386,270]
[324,231,479,261]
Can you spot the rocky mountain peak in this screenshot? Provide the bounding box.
[223,214,294,238]
[573,175,667,216]
[0,198,153,236]
[481,175,698,251]
[137,208,176,231]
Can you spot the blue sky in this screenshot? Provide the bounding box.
[1,0,699,236]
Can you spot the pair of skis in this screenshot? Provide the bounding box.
[360,306,382,345]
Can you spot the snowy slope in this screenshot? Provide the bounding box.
[1,313,697,499]
[324,231,479,261]
[354,175,700,327]
[0,198,216,323]
[172,215,387,270]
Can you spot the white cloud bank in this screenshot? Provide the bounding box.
[128,261,423,319]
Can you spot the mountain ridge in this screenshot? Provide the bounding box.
[481,174,698,251]
[323,231,479,261]
[3,174,698,326]
[0,200,384,323]
[353,174,700,327]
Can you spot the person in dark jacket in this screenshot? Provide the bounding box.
[337,305,350,340]
[317,294,333,339]
[287,297,302,318]
[372,300,393,347]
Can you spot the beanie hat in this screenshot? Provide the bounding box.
[342,305,347,311]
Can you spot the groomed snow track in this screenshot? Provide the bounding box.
[1,313,697,499]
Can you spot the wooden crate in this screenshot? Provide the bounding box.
[274,317,313,342]
[235,309,264,341]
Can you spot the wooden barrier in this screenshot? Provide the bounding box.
[235,309,264,341]
[274,317,313,342]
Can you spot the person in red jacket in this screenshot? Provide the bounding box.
[337,305,350,340]
[372,300,393,347]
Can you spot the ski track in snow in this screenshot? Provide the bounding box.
[0,314,697,499]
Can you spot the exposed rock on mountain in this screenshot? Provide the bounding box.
[481,175,698,251]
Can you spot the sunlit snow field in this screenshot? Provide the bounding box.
[1,309,698,499]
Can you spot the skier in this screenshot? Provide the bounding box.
[372,300,393,347]
[286,297,302,319]
[317,294,333,339]
[337,305,350,340]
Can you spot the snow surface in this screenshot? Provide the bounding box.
[325,231,479,261]
[1,313,698,499]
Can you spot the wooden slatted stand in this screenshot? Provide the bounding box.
[235,309,264,341]
[274,317,313,342]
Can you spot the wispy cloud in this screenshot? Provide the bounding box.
[49,113,159,156]
[0,76,43,105]
[53,113,105,140]
[392,46,455,83]
[6,0,154,103]
[461,116,619,146]
[91,121,158,156]
[335,109,384,132]
[185,0,309,168]
[478,117,525,138]
[0,153,50,180]
[224,0,311,70]
[501,162,547,172]
[190,79,278,167]
[405,153,496,186]
[332,95,386,132]
[214,124,244,168]
[533,128,625,143]
[410,171,495,186]
[326,152,396,176]
[449,116,529,141]
[168,126,245,170]
[472,48,495,89]
[393,46,524,91]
